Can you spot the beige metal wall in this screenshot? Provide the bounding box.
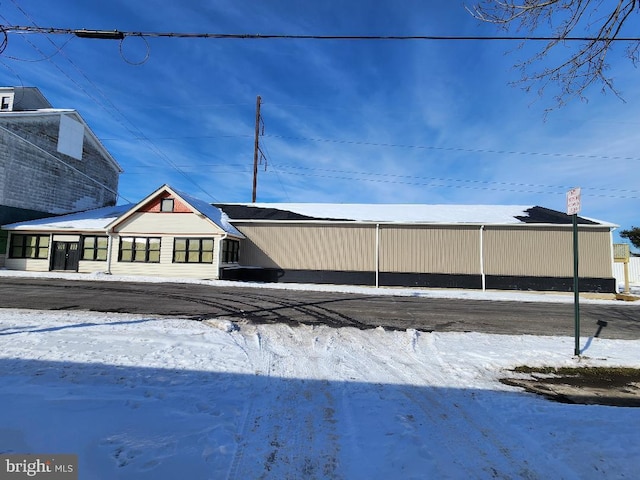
[483,227,613,277]
[380,225,480,274]
[237,222,613,279]
[237,223,376,271]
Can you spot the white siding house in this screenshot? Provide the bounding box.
[2,185,243,280]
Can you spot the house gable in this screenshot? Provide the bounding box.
[139,191,192,213]
[107,185,242,237]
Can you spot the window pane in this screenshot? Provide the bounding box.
[187,240,200,252]
[148,250,160,263]
[37,247,48,259]
[161,198,174,212]
[121,238,134,250]
[202,239,214,251]
[201,251,213,263]
[13,235,24,247]
[187,251,199,262]
[174,251,186,263]
[39,236,49,248]
[174,238,187,250]
[96,249,107,261]
[26,236,38,247]
[25,247,35,258]
[134,248,147,262]
[120,250,132,262]
[84,237,95,248]
[97,237,108,249]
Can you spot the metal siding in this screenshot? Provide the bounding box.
[236,224,376,271]
[380,226,480,274]
[484,227,612,277]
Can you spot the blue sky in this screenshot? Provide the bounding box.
[1,1,639,241]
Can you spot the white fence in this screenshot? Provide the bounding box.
[613,256,640,290]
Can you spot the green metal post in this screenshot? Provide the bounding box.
[573,214,580,356]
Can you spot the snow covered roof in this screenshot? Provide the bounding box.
[216,203,614,226]
[2,204,134,231]
[105,185,244,238]
[174,189,244,237]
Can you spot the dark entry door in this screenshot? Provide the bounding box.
[51,242,80,271]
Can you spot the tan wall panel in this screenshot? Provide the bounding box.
[380,226,480,274]
[484,227,612,277]
[237,224,376,271]
[115,212,224,235]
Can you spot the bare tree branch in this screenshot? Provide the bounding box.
[468,0,640,108]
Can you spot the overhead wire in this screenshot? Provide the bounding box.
[4,25,640,42]
[273,169,640,199]
[260,135,292,202]
[6,2,220,202]
[263,134,640,162]
[2,20,638,202]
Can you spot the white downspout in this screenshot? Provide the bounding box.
[375,223,380,288]
[218,233,228,280]
[106,231,114,275]
[480,225,486,291]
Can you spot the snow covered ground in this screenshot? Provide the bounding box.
[0,271,639,478]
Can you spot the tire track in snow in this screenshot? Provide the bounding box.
[226,324,342,479]
[386,330,581,479]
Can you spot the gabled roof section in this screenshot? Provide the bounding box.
[216,203,614,226]
[107,185,244,237]
[0,86,52,111]
[0,108,123,174]
[2,204,133,231]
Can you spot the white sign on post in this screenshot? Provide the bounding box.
[566,187,581,215]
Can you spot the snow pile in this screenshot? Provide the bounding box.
[0,308,638,479]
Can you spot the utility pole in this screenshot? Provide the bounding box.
[252,95,262,203]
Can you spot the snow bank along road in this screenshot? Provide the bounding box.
[0,276,638,338]
[1,309,639,479]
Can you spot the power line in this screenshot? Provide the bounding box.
[271,164,640,195]
[274,169,640,199]
[4,25,640,42]
[141,160,639,198]
[4,4,220,202]
[264,134,640,162]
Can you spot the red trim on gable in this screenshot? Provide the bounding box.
[138,192,192,213]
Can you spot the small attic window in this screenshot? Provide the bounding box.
[160,198,174,212]
[1,96,12,111]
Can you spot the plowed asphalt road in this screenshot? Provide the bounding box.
[1,277,639,339]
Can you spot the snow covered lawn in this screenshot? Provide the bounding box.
[0,307,639,479]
